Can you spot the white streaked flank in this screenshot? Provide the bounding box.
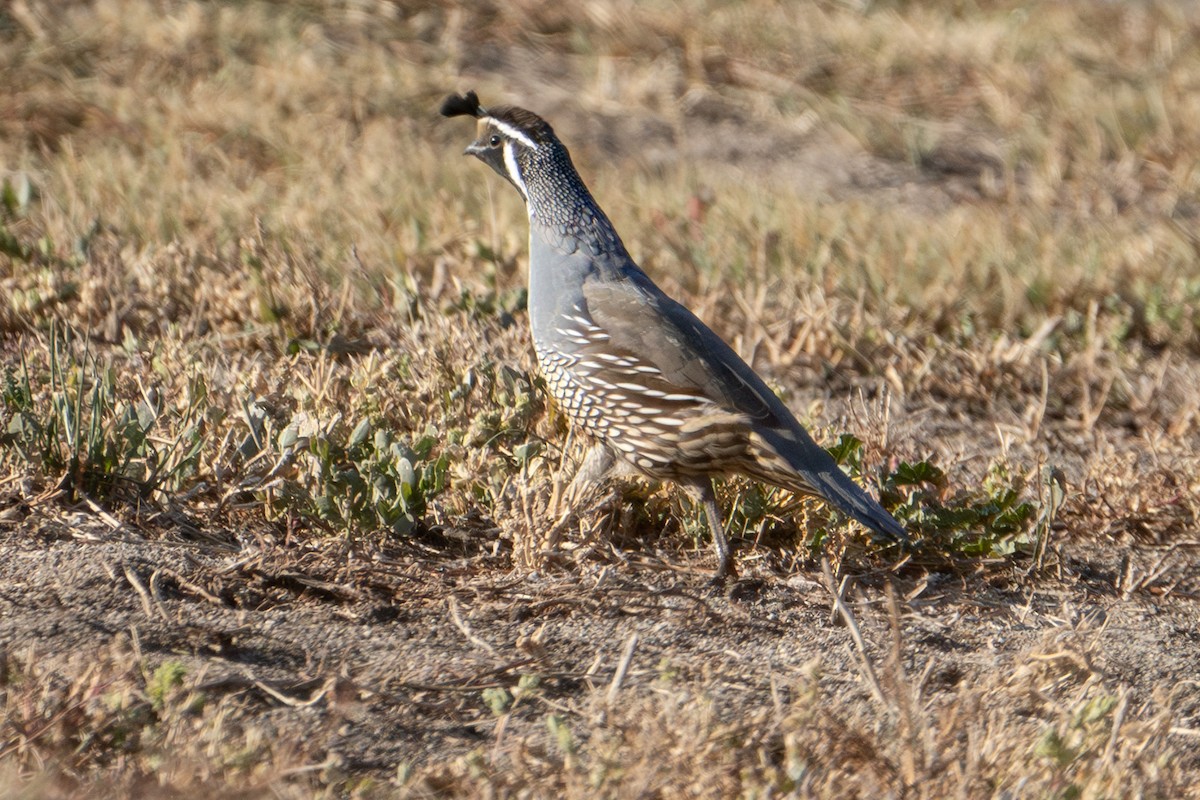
[595,353,636,366]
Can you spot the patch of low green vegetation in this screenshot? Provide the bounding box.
[714,434,1040,561]
[1,325,207,504]
[482,673,542,719]
[0,324,461,541]
[0,647,288,794]
[145,661,189,712]
[878,449,1039,557]
[829,432,1039,558]
[260,412,451,537]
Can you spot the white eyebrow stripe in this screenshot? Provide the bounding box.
[486,117,539,150]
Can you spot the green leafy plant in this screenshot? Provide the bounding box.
[826,435,1038,556]
[1034,693,1122,797]
[146,661,188,712]
[1,325,208,502]
[264,413,451,537]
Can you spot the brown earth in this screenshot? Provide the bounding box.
[3,485,1199,788]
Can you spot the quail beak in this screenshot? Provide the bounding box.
[462,139,508,182]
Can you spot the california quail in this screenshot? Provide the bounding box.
[442,90,907,578]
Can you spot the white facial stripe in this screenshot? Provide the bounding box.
[503,141,529,199]
[485,117,539,150]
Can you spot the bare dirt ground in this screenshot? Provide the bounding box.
[3,474,1199,794]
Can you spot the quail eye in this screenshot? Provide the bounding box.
[489,134,501,147]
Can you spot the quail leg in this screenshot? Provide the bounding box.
[683,478,735,580]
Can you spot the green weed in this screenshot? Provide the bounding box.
[1,325,206,502]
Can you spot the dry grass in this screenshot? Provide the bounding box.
[2,0,1200,797]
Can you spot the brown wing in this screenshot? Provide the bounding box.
[581,279,777,423]
[530,277,784,479]
[548,273,906,543]
[576,277,828,495]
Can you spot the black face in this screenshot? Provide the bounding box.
[464,122,508,181]
[464,121,533,201]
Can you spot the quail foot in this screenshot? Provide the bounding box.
[441,90,907,579]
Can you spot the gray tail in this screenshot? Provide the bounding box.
[764,427,909,545]
[808,462,909,544]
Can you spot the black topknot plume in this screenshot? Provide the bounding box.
[440,90,484,119]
